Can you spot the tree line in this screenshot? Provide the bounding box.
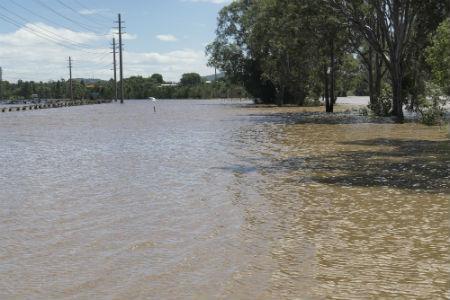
[206,0,450,120]
[0,73,247,101]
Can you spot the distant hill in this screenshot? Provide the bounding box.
[202,72,225,82]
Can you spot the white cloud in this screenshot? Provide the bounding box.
[0,23,102,46]
[156,34,178,42]
[0,24,212,82]
[78,8,110,15]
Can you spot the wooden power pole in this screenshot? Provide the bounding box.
[112,37,118,102]
[0,67,3,101]
[116,13,125,104]
[68,57,73,101]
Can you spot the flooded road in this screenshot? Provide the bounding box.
[0,100,449,299]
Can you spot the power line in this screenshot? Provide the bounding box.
[0,3,102,50]
[34,0,109,35]
[0,12,109,55]
[76,52,112,64]
[0,13,75,48]
[0,5,117,83]
[72,0,113,22]
[55,0,111,28]
[76,60,113,68]
[9,0,109,38]
[95,62,113,69]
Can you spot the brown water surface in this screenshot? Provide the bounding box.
[0,100,448,299]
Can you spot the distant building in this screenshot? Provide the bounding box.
[159,82,178,87]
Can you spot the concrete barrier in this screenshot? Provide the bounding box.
[0,99,113,114]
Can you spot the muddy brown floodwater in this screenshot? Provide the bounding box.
[0,100,449,299]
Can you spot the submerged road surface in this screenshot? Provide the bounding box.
[0,100,449,299]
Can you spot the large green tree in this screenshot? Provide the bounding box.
[180,73,202,86]
[207,0,351,110]
[426,18,450,95]
[206,1,277,103]
[332,0,449,119]
[150,73,164,84]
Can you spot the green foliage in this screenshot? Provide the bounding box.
[417,82,448,126]
[421,106,445,126]
[150,73,164,84]
[368,87,392,116]
[0,79,68,99]
[336,54,364,97]
[206,1,277,103]
[426,18,450,95]
[180,73,202,86]
[0,75,247,101]
[207,0,351,106]
[358,107,369,116]
[207,0,449,116]
[122,74,246,99]
[303,97,322,107]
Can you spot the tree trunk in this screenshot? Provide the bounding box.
[277,85,285,106]
[296,87,306,106]
[324,66,330,112]
[374,9,384,103]
[329,39,335,113]
[391,67,404,121]
[368,47,375,106]
[390,0,404,121]
[375,51,382,101]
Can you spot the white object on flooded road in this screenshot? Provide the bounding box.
[149,97,157,112]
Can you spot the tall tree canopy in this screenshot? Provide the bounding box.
[180,73,203,86]
[208,0,449,118]
[331,0,449,118]
[426,18,450,95]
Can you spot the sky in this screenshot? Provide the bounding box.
[0,0,231,82]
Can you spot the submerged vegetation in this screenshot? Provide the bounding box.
[206,0,450,122]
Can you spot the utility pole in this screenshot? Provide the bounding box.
[68,57,73,101]
[214,67,217,99]
[116,13,125,104]
[112,37,118,102]
[0,67,3,101]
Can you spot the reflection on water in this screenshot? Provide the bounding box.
[0,100,448,299]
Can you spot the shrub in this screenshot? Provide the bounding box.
[421,106,445,126]
[369,87,392,116]
[304,97,321,106]
[417,82,448,126]
[359,106,369,116]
